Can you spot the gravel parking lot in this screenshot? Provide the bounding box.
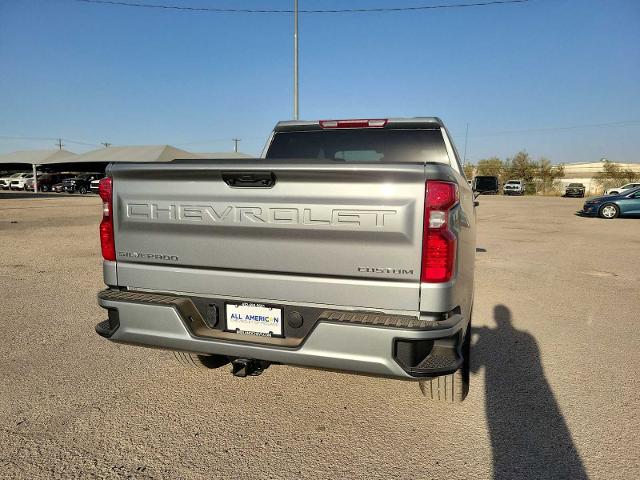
[1,193,638,480]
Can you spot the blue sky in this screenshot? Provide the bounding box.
[1,0,639,163]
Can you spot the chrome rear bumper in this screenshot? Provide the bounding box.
[97,290,468,379]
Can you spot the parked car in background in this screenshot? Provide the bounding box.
[564,183,586,198]
[9,173,37,190]
[52,182,65,193]
[25,173,76,192]
[0,172,28,189]
[25,177,36,191]
[90,178,101,194]
[473,175,499,194]
[62,173,103,194]
[503,179,525,196]
[582,186,640,219]
[604,183,640,195]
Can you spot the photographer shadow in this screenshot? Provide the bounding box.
[472,305,588,480]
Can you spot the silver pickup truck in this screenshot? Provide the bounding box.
[96,117,476,403]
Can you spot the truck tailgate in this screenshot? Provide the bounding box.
[110,160,426,310]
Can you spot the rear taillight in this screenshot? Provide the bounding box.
[319,119,388,129]
[98,177,115,261]
[421,180,459,283]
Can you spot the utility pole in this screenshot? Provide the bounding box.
[56,138,64,150]
[293,0,299,120]
[101,142,112,148]
[232,138,241,153]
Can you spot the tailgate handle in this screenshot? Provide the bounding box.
[222,172,276,188]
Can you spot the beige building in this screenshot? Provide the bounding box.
[559,161,640,194]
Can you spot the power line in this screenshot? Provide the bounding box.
[173,136,264,146]
[468,120,640,137]
[73,0,531,14]
[3,119,638,150]
[0,135,101,146]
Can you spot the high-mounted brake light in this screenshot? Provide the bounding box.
[421,180,459,283]
[319,119,388,129]
[98,177,115,261]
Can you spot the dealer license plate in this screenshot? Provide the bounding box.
[226,303,283,337]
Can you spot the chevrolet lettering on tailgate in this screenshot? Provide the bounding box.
[125,203,398,228]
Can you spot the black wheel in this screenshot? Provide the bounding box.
[41,184,49,192]
[79,186,87,194]
[173,351,229,369]
[599,203,620,219]
[419,324,470,403]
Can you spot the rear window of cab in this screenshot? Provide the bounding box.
[266,128,450,164]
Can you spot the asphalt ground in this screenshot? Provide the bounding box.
[0,192,638,479]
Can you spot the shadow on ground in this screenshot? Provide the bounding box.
[473,305,588,480]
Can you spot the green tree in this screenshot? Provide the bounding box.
[593,161,640,191]
[463,163,475,179]
[509,151,535,181]
[505,151,538,193]
[536,158,564,194]
[476,157,504,177]
[474,153,566,194]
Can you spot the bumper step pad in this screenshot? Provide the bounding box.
[98,289,437,331]
[318,310,432,329]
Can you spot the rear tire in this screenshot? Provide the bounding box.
[173,351,229,369]
[419,324,470,403]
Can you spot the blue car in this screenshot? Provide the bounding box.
[582,186,640,219]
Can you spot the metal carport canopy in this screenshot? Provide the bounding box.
[65,145,195,163]
[0,149,77,165]
[0,146,193,192]
[0,149,78,192]
[0,146,252,192]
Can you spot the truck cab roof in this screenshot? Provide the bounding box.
[274,117,445,132]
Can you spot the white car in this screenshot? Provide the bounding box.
[90,178,101,194]
[605,183,640,195]
[8,173,34,190]
[503,179,525,196]
[0,172,28,190]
